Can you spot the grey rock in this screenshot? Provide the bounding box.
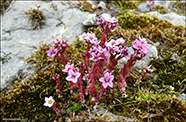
[1,54,34,89]
[60,8,89,43]
[148,12,186,27]
[177,93,186,101]
[1,1,89,89]
[139,1,170,13]
[99,13,111,19]
[118,44,158,70]
[83,13,97,26]
[97,1,106,10]
[171,53,182,62]
[138,2,151,12]
[97,107,134,122]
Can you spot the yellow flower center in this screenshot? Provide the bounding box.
[105,78,109,82]
[48,100,52,104]
[109,19,112,21]
[83,36,86,38]
[72,75,75,79]
[138,45,143,49]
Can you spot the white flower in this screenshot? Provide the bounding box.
[169,85,174,91]
[44,96,55,108]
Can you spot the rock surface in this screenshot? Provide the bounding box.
[148,12,186,27]
[139,1,170,12]
[177,93,186,102]
[1,1,89,89]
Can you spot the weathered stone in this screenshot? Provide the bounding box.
[97,107,134,122]
[148,12,186,27]
[97,1,106,10]
[83,13,97,26]
[177,93,186,102]
[139,1,170,12]
[1,1,89,89]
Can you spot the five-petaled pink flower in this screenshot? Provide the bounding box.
[99,72,114,88]
[132,39,149,53]
[44,96,55,108]
[78,32,87,40]
[66,69,81,83]
[86,33,97,42]
[105,17,118,23]
[62,62,74,73]
[121,47,129,59]
[97,17,105,25]
[47,48,58,58]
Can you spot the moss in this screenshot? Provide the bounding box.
[169,1,186,16]
[151,47,186,93]
[152,5,171,14]
[0,43,84,121]
[115,88,186,122]
[23,5,45,30]
[114,0,147,12]
[79,1,94,13]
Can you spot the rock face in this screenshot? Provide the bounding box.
[96,107,134,122]
[117,44,158,70]
[1,1,89,89]
[177,93,186,102]
[148,12,186,27]
[139,1,170,12]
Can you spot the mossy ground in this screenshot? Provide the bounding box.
[1,1,186,121]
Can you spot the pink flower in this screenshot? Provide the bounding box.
[105,39,119,48]
[143,65,154,73]
[61,40,69,48]
[62,62,74,73]
[90,39,100,46]
[109,46,119,55]
[47,48,58,58]
[89,46,98,54]
[66,69,81,83]
[89,53,103,62]
[99,72,114,88]
[132,39,149,54]
[97,17,105,25]
[44,96,55,108]
[86,33,97,42]
[121,47,129,59]
[116,38,125,45]
[79,32,87,40]
[53,73,59,80]
[105,17,118,23]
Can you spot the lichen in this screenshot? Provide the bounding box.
[23,5,45,30]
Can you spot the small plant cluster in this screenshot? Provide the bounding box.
[45,16,153,115]
[23,5,45,30]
